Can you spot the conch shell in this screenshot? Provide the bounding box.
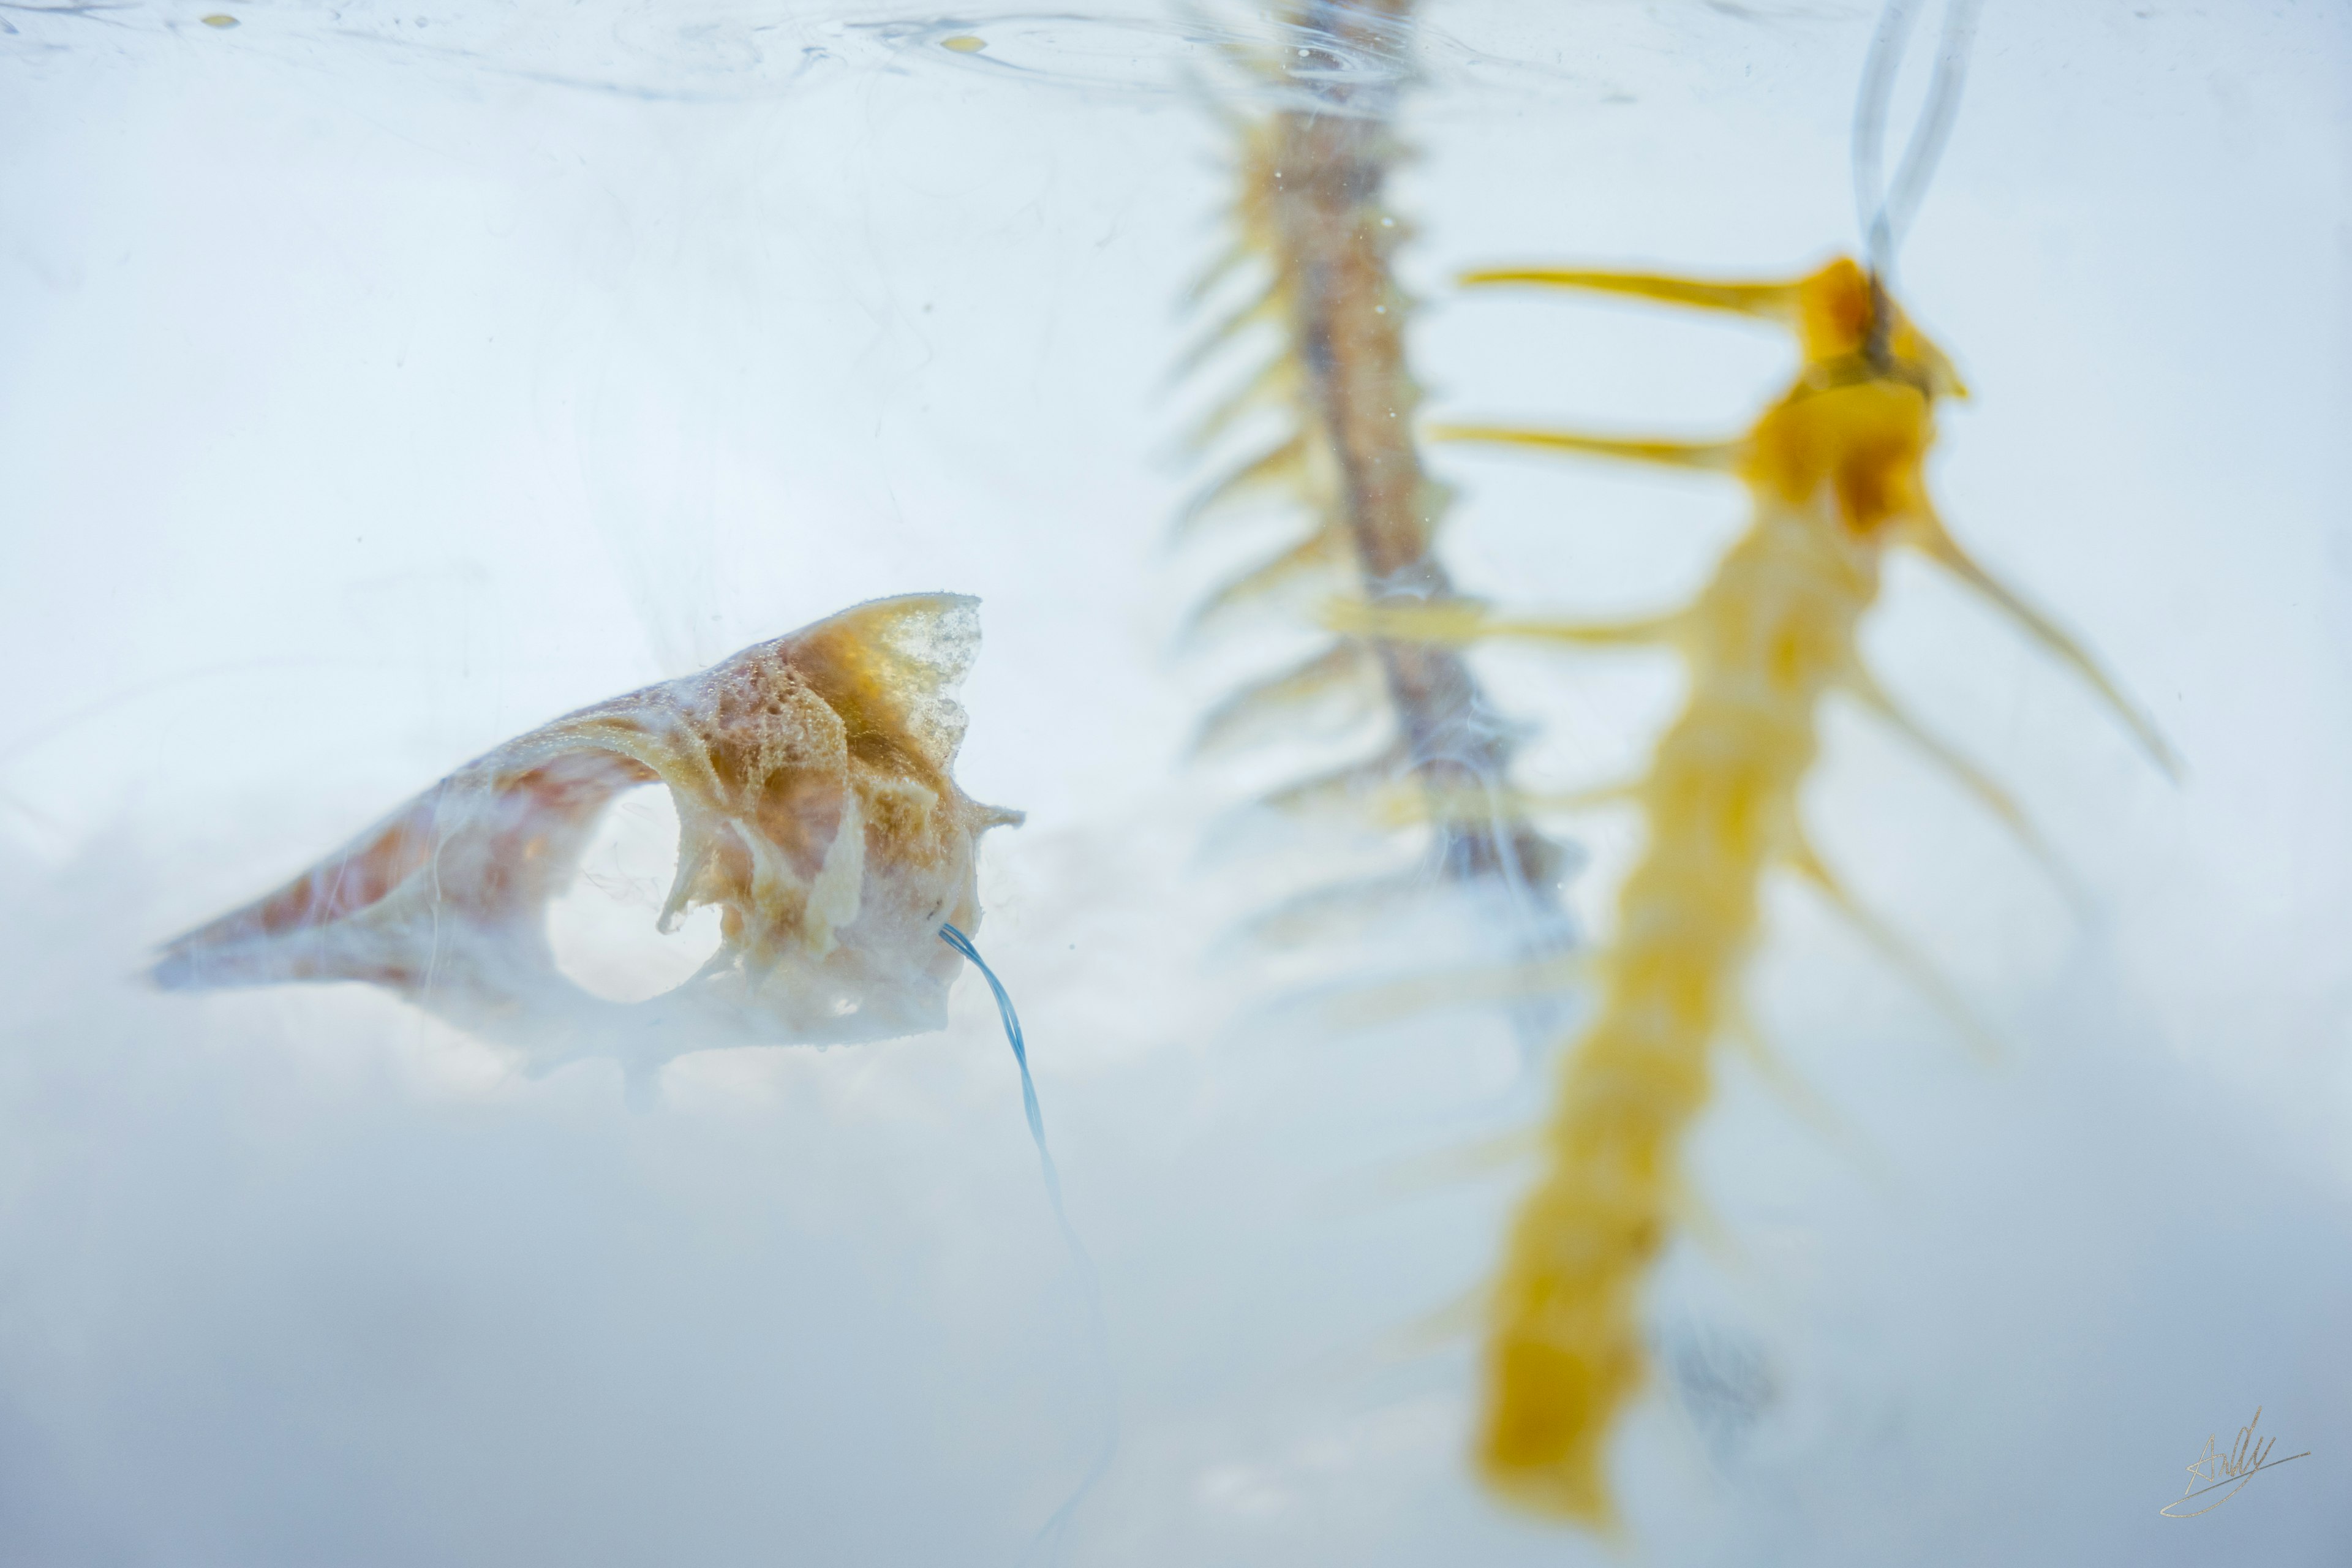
[152,594,1022,1084]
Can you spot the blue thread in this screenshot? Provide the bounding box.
[940,921,1065,1210]
[938,922,1116,1561]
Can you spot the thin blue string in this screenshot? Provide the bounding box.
[940,921,1066,1212]
[937,922,1116,1562]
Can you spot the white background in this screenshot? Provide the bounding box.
[2,1,2347,1562]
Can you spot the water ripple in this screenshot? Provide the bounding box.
[0,1,1589,112]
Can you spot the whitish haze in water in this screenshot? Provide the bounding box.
[3,2,2350,1563]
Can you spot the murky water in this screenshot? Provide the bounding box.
[2,4,2348,1564]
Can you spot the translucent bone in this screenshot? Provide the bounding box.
[1838,663,2088,908]
[1175,12,1577,993]
[1784,835,1999,1064]
[1192,641,1381,758]
[150,594,1023,1082]
[1174,431,1311,538]
[1322,597,1683,650]
[1359,775,1637,831]
[1458,266,1804,323]
[1325,950,1589,1028]
[1191,526,1349,628]
[1428,423,1743,474]
[1907,512,2182,779]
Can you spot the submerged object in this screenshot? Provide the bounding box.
[1343,256,2173,1523]
[1330,2,2176,1524]
[152,594,1022,1084]
[1180,0,1570,974]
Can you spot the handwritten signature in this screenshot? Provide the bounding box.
[2160,1406,2310,1517]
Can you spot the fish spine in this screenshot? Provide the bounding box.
[1485,457,1883,1520]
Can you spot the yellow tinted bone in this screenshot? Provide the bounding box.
[1460,267,1804,324]
[1430,424,1743,473]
